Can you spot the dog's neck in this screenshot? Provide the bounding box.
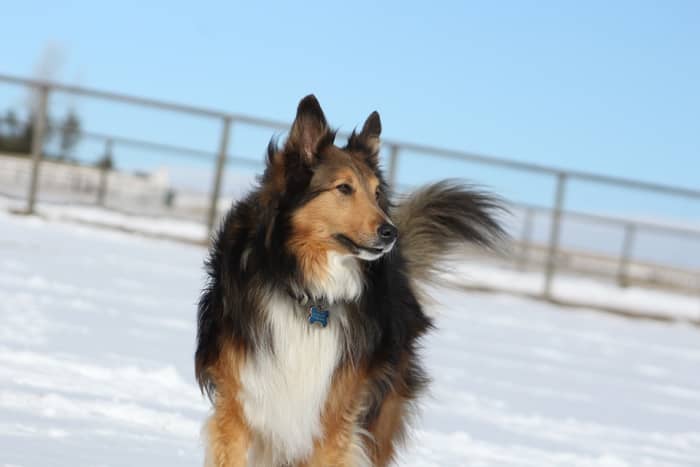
[288,251,365,307]
[285,288,329,324]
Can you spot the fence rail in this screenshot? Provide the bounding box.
[1,72,699,301]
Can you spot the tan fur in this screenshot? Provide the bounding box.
[363,356,415,467]
[204,354,411,467]
[288,150,385,283]
[205,344,250,467]
[302,366,370,467]
[205,355,387,467]
[367,391,408,467]
[304,360,414,467]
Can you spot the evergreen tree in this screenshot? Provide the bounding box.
[59,109,81,160]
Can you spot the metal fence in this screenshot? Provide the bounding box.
[1,72,699,302]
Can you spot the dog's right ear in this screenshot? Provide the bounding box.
[285,94,329,162]
[262,95,328,203]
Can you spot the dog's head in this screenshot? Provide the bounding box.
[262,95,396,301]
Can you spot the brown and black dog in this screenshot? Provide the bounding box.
[195,95,503,466]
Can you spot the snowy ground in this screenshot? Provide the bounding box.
[0,196,208,242]
[1,211,699,467]
[454,262,700,322]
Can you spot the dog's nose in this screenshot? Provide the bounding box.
[377,223,397,242]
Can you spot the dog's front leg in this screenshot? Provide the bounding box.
[204,394,250,467]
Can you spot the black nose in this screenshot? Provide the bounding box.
[377,223,397,242]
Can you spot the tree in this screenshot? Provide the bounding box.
[0,108,31,154]
[59,109,81,160]
[0,108,57,156]
[5,110,18,136]
[95,152,114,170]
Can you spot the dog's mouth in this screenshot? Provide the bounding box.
[333,234,394,261]
[334,234,382,255]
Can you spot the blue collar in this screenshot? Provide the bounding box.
[307,305,330,328]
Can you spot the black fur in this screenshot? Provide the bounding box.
[195,96,504,438]
[194,169,430,405]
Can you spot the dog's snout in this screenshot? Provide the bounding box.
[377,223,397,242]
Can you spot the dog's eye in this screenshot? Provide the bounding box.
[375,188,381,200]
[336,184,354,195]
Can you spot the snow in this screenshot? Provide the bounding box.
[454,262,700,322]
[0,196,207,242]
[1,211,699,466]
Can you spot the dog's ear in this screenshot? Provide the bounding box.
[347,111,381,165]
[286,94,330,162]
[359,111,382,154]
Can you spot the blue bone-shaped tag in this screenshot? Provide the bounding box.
[307,305,329,328]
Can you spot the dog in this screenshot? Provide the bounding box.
[195,95,504,466]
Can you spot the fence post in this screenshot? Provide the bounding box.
[387,144,400,191]
[206,116,232,235]
[25,84,50,214]
[517,207,535,271]
[543,173,567,298]
[617,223,636,287]
[96,138,113,206]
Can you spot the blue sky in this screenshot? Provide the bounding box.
[1,0,699,220]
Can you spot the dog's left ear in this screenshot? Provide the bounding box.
[347,111,382,165]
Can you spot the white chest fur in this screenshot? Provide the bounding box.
[238,293,343,465]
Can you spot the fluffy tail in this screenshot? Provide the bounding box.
[392,181,507,288]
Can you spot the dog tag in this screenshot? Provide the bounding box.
[307,305,329,328]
